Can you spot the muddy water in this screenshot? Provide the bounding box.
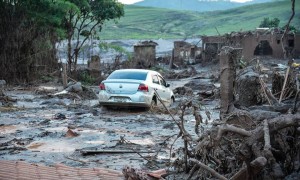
[0,79,219,172]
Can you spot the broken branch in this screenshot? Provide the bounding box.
[259,77,278,105]
[215,124,252,142]
[230,157,267,180]
[279,66,290,103]
[81,149,156,155]
[263,119,271,151]
[190,158,228,180]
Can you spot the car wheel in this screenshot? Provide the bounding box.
[146,98,157,111]
[170,97,175,106]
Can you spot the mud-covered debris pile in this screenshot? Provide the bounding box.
[47,82,98,100]
[174,51,300,179]
[122,50,300,180]
[0,81,17,108]
[163,67,197,79]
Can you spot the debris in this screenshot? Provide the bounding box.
[230,157,267,180]
[66,82,83,93]
[40,99,66,106]
[0,80,6,88]
[272,65,297,101]
[81,149,156,156]
[0,89,17,107]
[54,113,66,120]
[65,128,79,138]
[0,160,124,179]
[173,86,193,95]
[236,67,263,107]
[147,169,167,179]
[123,166,167,180]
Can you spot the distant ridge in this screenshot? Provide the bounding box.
[134,0,278,12]
[101,0,299,39]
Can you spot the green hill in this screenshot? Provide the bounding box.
[134,0,276,12]
[100,0,300,40]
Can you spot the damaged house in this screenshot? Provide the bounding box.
[173,41,202,65]
[201,28,300,62]
[133,41,158,68]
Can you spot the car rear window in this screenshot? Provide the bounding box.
[107,71,148,80]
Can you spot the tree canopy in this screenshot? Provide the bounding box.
[63,0,124,72]
[259,17,280,28]
[0,0,124,82]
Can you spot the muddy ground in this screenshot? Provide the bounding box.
[0,64,220,177]
[1,58,299,179]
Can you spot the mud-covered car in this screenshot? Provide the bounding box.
[98,69,175,109]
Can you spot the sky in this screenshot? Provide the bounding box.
[117,0,253,4]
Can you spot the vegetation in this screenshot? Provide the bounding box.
[134,0,277,12]
[0,0,298,83]
[259,17,280,28]
[79,71,96,85]
[0,0,70,83]
[100,0,300,39]
[99,42,131,59]
[0,0,124,83]
[64,0,124,72]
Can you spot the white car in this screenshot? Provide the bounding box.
[98,69,175,109]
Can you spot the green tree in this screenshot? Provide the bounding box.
[0,0,75,82]
[64,0,124,72]
[259,17,280,28]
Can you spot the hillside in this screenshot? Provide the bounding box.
[133,0,277,12]
[100,0,300,39]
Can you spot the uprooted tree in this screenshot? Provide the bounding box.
[181,47,300,179]
[122,47,299,180]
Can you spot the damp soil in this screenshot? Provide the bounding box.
[0,71,220,172]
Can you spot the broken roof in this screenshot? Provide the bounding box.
[201,28,296,43]
[0,160,124,180]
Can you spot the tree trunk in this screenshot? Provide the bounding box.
[219,47,241,118]
[67,37,72,73]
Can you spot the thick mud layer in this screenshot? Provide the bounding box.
[0,78,219,172]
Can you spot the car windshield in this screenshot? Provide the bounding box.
[107,71,148,80]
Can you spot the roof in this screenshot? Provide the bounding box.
[0,160,124,180]
[115,68,157,73]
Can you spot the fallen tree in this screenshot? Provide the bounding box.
[190,113,300,179]
[123,47,300,179]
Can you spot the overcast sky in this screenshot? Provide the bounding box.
[117,0,253,4]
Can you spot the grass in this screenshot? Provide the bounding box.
[99,0,300,39]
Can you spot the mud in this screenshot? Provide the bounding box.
[0,74,219,172]
[1,58,297,179]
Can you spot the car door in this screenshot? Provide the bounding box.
[157,75,172,102]
[151,74,162,97]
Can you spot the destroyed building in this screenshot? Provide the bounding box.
[173,41,202,65]
[133,41,158,68]
[201,28,300,62]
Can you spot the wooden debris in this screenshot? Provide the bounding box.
[279,66,290,103]
[190,158,228,180]
[123,166,167,180]
[81,149,156,156]
[231,157,267,180]
[147,169,167,179]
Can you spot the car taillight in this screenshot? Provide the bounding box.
[138,84,148,92]
[99,83,105,90]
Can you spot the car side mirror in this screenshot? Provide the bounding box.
[166,83,170,87]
